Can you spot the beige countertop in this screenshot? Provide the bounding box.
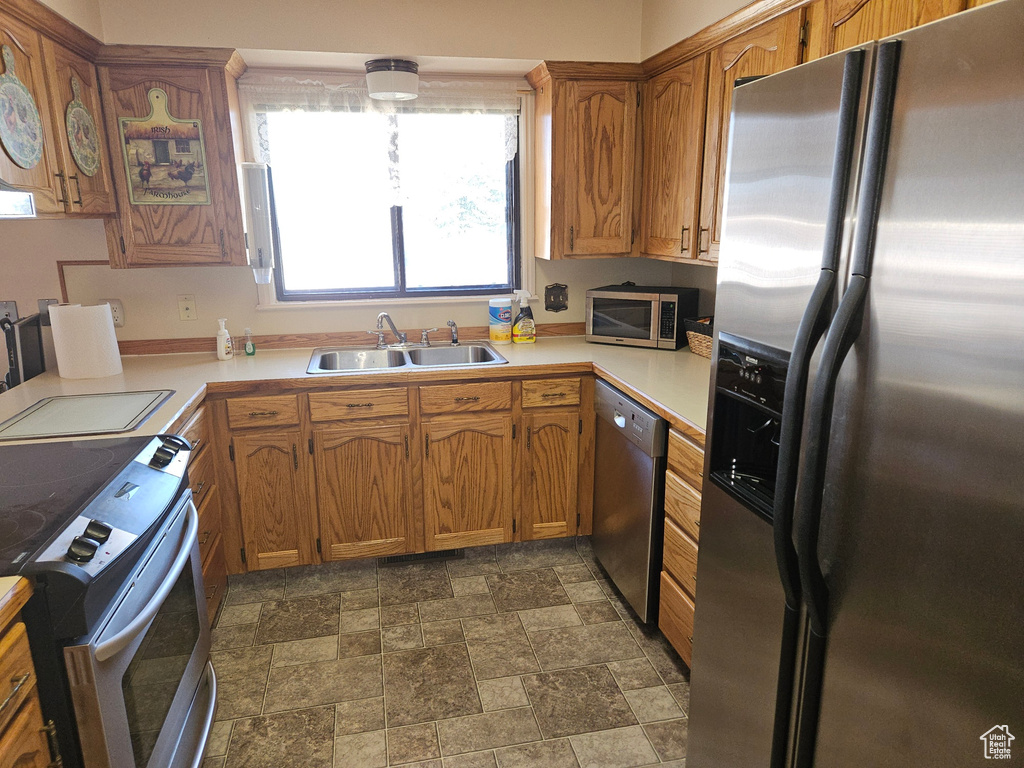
[0,338,712,443]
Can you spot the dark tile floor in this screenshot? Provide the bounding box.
[203,538,690,768]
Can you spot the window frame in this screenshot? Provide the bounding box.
[263,111,522,304]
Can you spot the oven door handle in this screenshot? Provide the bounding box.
[94,501,199,663]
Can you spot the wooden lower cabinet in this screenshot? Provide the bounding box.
[233,429,317,570]
[521,410,579,540]
[202,536,227,626]
[659,571,696,666]
[422,413,513,551]
[313,423,413,560]
[0,584,55,768]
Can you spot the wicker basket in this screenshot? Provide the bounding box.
[684,317,714,358]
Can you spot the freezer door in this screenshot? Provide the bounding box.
[812,2,1024,766]
[688,48,871,768]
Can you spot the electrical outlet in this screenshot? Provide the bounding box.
[102,299,125,327]
[177,294,198,321]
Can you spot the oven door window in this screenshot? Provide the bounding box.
[591,298,654,340]
[121,563,202,767]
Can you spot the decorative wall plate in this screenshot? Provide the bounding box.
[119,87,212,206]
[65,76,99,177]
[0,45,44,170]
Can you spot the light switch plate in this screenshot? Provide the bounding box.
[0,301,17,321]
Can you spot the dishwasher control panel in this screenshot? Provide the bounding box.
[595,380,667,457]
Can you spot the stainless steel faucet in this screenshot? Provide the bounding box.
[376,312,407,345]
[447,320,459,346]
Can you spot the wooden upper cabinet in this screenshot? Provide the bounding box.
[40,39,115,214]
[233,429,316,570]
[97,48,248,268]
[805,0,966,59]
[0,13,62,213]
[313,424,414,561]
[521,410,579,541]
[563,79,639,256]
[639,55,709,261]
[699,12,805,263]
[527,63,643,260]
[422,414,513,551]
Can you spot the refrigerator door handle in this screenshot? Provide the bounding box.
[791,40,902,768]
[773,48,866,615]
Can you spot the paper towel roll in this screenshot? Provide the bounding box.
[49,304,123,379]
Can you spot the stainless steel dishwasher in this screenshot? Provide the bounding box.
[592,379,668,623]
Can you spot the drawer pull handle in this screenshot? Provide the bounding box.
[454,396,480,402]
[698,471,704,478]
[206,584,219,599]
[194,481,206,494]
[248,410,280,417]
[695,520,700,527]
[687,635,693,643]
[191,437,202,450]
[199,531,212,545]
[541,392,566,398]
[0,673,31,716]
[346,402,374,408]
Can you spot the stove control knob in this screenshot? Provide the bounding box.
[149,445,177,468]
[84,520,112,543]
[67,536,99,563]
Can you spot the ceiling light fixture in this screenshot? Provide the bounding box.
[365,59,419,101]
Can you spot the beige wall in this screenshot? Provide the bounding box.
[2,219,720,346]
[640,0,750,59]
[38,0,103,39]
[96,0,643,63]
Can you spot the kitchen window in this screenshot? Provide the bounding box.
[239,73,525,302]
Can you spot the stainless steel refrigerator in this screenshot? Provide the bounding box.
[687,2,1024,767]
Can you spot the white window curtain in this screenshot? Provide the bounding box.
[238,70,525,174]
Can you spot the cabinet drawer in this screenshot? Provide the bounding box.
[665,469,701,542]
[227,395,300,429]
[522,378,581,408]
[202,536,227,627]
[188,444,215,509]
[0,692,50,768]
[0,622,36,735]
[668,429,704,491]
[420,381,512,414]
[659,570,695,666]
[178,405,209,453]
[663,517,698,600]
[197,484,222,566]
[309,388,408,422]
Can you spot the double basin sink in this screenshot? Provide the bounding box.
[307,342,508,374]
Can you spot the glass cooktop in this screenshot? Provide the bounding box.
[0,436,151,573]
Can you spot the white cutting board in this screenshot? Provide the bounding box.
[0,390,174,440]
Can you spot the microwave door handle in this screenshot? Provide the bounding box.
[94,501,199,662]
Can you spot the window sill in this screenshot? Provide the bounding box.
[255,288,528,311]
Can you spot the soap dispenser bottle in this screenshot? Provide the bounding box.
[216,318,234,360]
[512,290,536,344]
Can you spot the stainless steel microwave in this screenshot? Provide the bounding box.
[585,284,699,349]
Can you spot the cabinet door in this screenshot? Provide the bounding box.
[522,410,579,540]
[563,79,638,256]
[699,12,804,263]
[314,423,413,560]
[40,39,116,214]
[806,0,965,59]
[422,414,513,551]
[98,65,239,267]
[0,14,61,213]
[640,56,709,260]
[233,430,316,570]
[0,695,52,768]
